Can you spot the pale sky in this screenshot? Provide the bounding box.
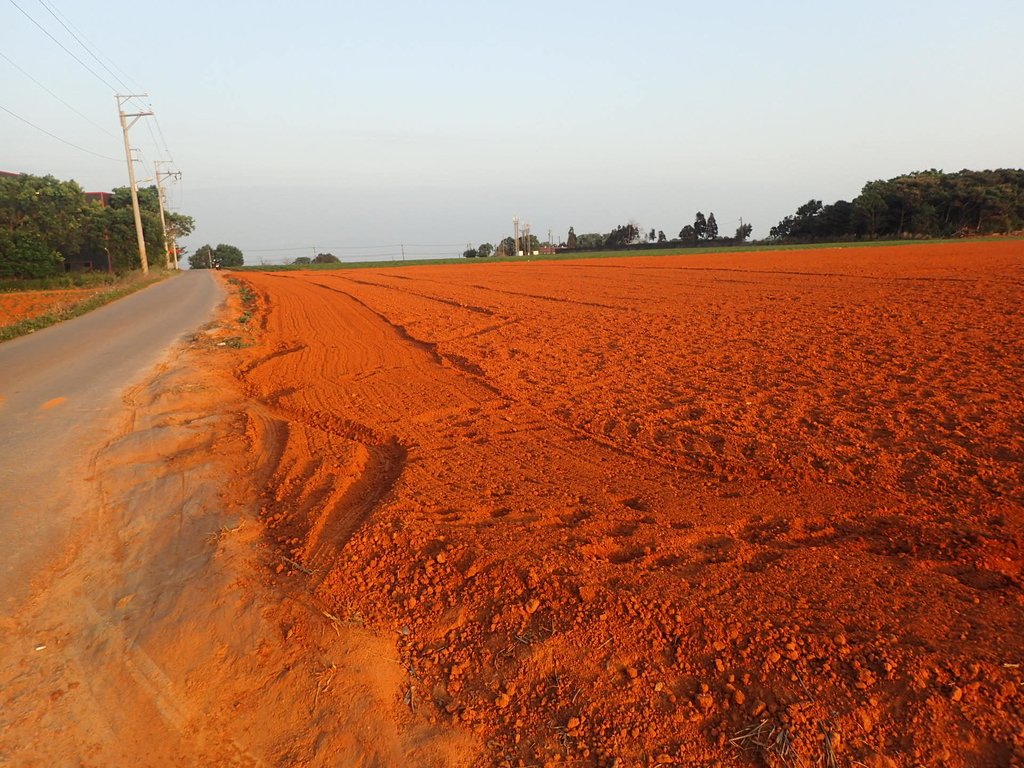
[3,0,1023,263]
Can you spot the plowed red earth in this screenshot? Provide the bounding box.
[0,288,102,327]
[234,241,1024,768]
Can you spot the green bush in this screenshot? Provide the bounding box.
[0,234,63,279]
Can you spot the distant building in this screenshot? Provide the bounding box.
[84,191,112,207]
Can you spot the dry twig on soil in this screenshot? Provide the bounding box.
[730,719,804,767]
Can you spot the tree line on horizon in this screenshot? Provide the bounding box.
[768,168,1024,241]
[460,211,752,259]
[0,172,195,279]
[461,168,1024,259]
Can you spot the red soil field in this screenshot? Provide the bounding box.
[0,288,102,328]
[234,241,1024,767]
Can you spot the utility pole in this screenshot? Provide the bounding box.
[513,215,520,256]
[401,243,405,261]
[154,161,181,270]
[116,95,153,274]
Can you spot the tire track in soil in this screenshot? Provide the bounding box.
[305,275,724,481]
[235,273,496,581]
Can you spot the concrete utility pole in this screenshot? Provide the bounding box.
[513,215,520,256]
[154,161,181,270]
[116,95,153,274]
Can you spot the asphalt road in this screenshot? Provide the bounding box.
[0,271,223,607]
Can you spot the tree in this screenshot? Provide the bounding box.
[566,227,578,248]
[217,244,245,267]
[0,233,62,279]
[462,248,478,258]
[605,223,640,248]
[477,242,493,258]
[189,245,215,269]
[693,212,707,240]
[313,252,339,264]
[0,172,196,277]
[679,224,696,243]
[576,233,604,249]
[166,212,195,244]
[768,168,1024,243]
[648,228,656,242]
[734,222,753,242]
[82,206,138,271]
[190,243,244,269]
[706,212,718,240]
[657,230,667,243]
[109,184,171,264]
[293,256,312,265]
[0,173,86,277]
[498,236,516,256]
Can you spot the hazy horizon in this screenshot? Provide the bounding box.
[4,0,1023,264]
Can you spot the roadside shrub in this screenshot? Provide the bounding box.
[0,234,63,279]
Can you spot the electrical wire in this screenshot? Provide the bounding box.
[0,102,120,161]
[49,2,143,95]
[7,0,183,209]
[143,114,164,161]
[7,0,118,92]
[0,50,116,138]
[151,114,175,163]
[133,145,156,188]
[10,0,179,170]
[34,0,133,94]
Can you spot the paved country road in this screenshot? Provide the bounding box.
[0,271,223,607]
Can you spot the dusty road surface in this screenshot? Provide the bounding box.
[0,271,221,604]
[228,241,1023,767]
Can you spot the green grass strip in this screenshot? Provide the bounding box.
[0,271,174,344]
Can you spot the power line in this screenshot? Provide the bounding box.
[150,113,175,163]
[8,0,172,172]
[40,0,142,93]
[141,110,179,169]
[34,0,133,93]
[0,102,120,161]
[0,49,116,138]
[142,113,164,161]
[7,0,119,92]
[10,0,156,151]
